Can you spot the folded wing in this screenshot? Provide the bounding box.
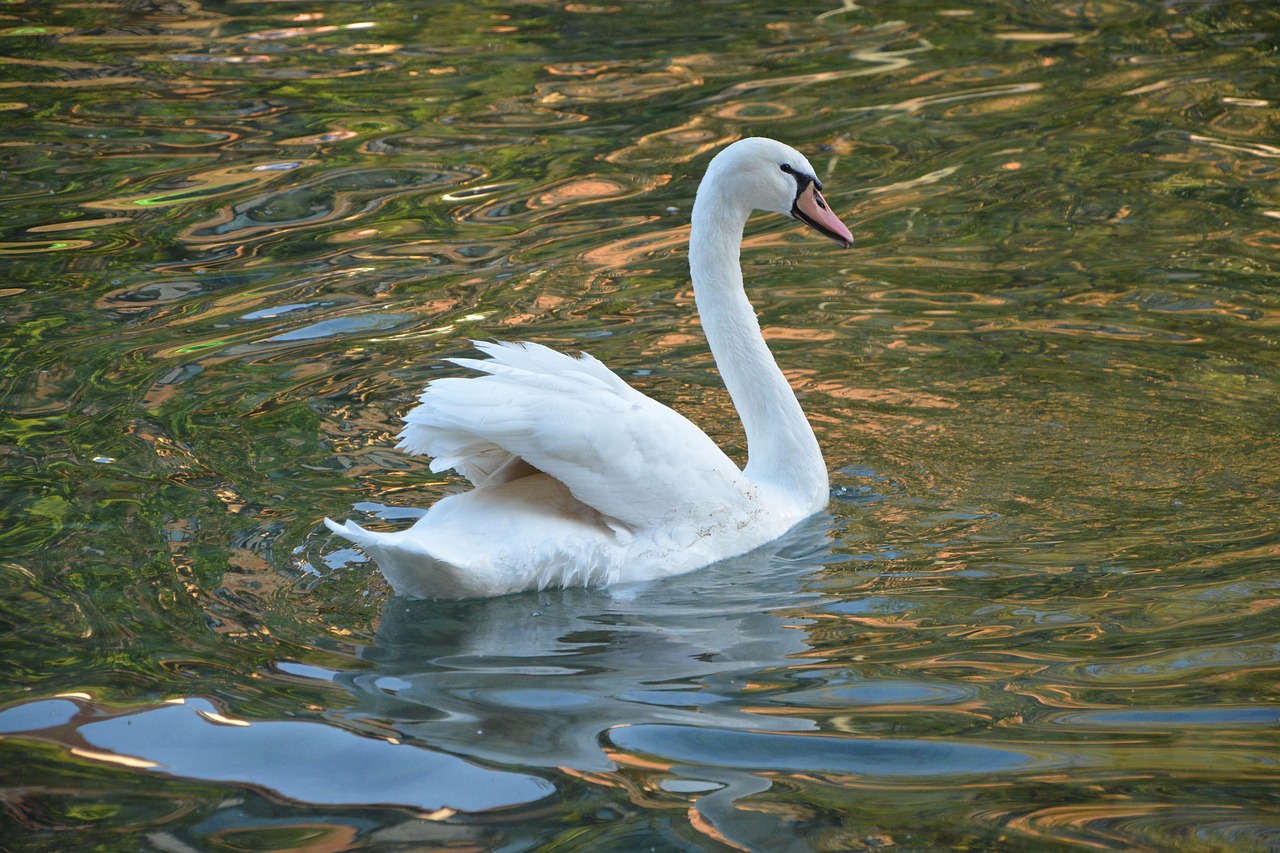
[397,341,754,530]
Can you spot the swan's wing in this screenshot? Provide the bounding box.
[397,341,753,528]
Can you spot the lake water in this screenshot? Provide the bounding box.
[2,1,1278,850]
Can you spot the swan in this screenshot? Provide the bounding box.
[325,137,853,599]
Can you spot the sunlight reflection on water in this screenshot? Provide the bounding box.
[1,0,1279,850]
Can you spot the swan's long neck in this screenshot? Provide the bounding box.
[689,188,828,512]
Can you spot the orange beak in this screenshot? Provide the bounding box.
[793,183,853,248]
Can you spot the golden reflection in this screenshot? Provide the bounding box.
[1188,133,1280,160]
[560,765,698,816]
[55,36,195,50]
[581,221,684,267]
[457,100,589,128]
[1242,228,1280,250]
[714,39,932,103]
[242,22,376,41]
[0,239,93,253]
[863,287,1007,306]
[712,100,795,120]
[528,177,630,209]
[815,0,863,22]
[449,172,670,226]
[817,706,993,732]
[326,219,422,244]
[689,808,753,852]
[536,67,702,104]
[605,117,739,165]
[761,326,837,342]
[83,159,313,212]
[1004,802,1176,842]
[441,182,519,202]
[338,43,402,56]
[811,380,958,410]
[992,31,1086,42]
[884,337,945,353]
[196,709,251,728]
[545,61,617,76]
[858,82,1043,115]
[278,129,359,145]
[69,747,159,770]
[208,823,359,853]
[650,330,704,349]
[0,55,104,72]
[159,53,271,65]
[562,764,753,853]
[1209,104,1274,139]
[1221,97,1270,107]
[1121,77,1177,97]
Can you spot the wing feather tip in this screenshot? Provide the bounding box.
[325,516,373,545]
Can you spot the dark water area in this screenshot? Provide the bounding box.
[1,1,1279,850]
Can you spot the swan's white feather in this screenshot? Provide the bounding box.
[398,340,754,529]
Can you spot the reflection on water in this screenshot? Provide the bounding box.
[2,0,1279,850]
[337,517,835,773]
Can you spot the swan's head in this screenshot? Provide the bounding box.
[700,137,854,248]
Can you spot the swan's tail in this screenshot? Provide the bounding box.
[323,517,497,600]
[324,517,378,548]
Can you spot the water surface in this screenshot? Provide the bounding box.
[2,1,1279,851]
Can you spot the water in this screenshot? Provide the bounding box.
[2,1,1278,850]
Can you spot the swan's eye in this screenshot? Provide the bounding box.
[780,163,822,192]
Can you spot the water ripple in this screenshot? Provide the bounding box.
[2,0,1279,849]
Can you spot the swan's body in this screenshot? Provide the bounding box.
[326,137,853,599]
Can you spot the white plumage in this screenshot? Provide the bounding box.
[326,137,854,599]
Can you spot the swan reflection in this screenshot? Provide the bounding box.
[333,514,838,772]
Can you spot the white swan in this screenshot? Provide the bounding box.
[326,137,853,599]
